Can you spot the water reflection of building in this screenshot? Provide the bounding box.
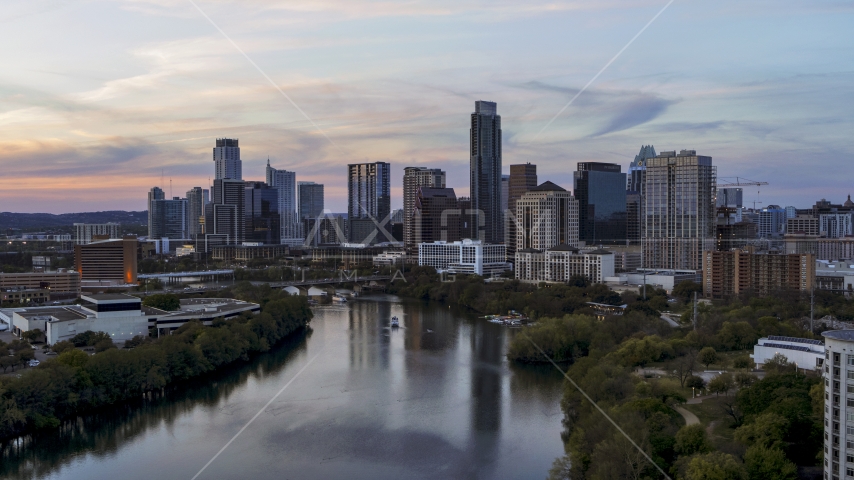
[348,300,391,370]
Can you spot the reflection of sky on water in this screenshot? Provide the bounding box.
[2,296,564,480]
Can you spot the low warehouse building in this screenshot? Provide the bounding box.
[751,335,825,371]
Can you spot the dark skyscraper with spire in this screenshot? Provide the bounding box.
[470,101,502,243]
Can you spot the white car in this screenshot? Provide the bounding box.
[28,360,40,367]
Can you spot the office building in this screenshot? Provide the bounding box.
[403,167,446,254]
[457,197,475,240]
[214,138,241,180]
[701,250,814,299]
[515,246,614,284]
[515,181,579,251]
[820,330,854,480]
[716,221,758,251]
[501,174,509,216]
[149,197,188,240]
[785,235,854,261]
[758,205,786,238]
[418,239,508,276]
[348,162,391,244]
[643,150,716,271]
[412,187,460,245]
[574,162,626,244]
[470,101,502,244]
[207,178,246,246]
[266,160,300,245]
[627,145,656,194]
[147,186,165,238]
[245,181,281,245]
[186,187,206,239]
[212,244,288,263]
[821,213,854,239]
[298,181,324,220]
[2,295,260,344]
[787,215,820,236]
[0,271,80,298]
[303,213,348,246]
[626,191,642,244]
[716,188,743,208]
[505,163,537,262]
[74,237,138,286]
[74,223,119,245]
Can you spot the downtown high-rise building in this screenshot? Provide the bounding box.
[505,163,537,262]
[147,186,165,238]
[412,187,460,245]
[298,181,324,220]
[470,101,502,244]
[348,162,391,244]
[245,181,281,245]
[403,167,446,254]
[149,197,188,240]
[214,138,242,180]
[265,160,300,245]
[574,162,627,245]
[186,187,205,239]
[643,149,716,271]
[627,145,657,245]
[515,181,579,252]
[207,178,246,246]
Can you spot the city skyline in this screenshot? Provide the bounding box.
[1,1,852,213]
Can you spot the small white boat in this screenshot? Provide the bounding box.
[332,295,347,303]
[390,316,400,328]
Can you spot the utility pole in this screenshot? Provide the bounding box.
[693,291,699,331]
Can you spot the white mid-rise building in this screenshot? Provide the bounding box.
[820,330,854,480]
[515,246,614,284]
[418,240,508,276]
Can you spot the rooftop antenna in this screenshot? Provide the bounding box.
[170,178,173,198]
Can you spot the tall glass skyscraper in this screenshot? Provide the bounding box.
[245,181,281,245]
[348,162,391,244]
[403,167,446,253]
[186,187,205,239]
[147,186,165,238]
[643,150,716,270]
[573,162,627,245]
[265,160,300,245]
[149,197,188,240]
[470,101,502,244]
[213,138,241,180]
[298,182,324,220]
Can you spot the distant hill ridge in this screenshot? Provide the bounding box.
[0,211,147,230]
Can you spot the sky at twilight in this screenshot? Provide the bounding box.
[1,0,852,213]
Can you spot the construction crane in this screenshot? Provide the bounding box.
[717,177,769,210]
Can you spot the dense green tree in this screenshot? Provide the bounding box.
[717,321,758,350]
[51,340,75,354]
[734,412,789,450]
[21,329,43,343]
[698,347,719,368]
[743,446,797,480]
[708,373,735,396]
[142,293,180,311]
[674,424,711,456]
[682,452,747,480]
[673,280,703,303]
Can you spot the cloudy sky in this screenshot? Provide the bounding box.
[1,0,852,213]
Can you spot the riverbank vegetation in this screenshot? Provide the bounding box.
[0,285,311,442]
[492,276,830,479]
